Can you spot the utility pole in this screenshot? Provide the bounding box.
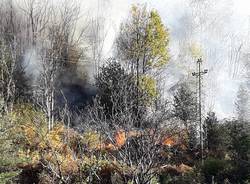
[192,58,208,165]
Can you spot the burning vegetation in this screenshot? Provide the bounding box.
[0,1,249,184]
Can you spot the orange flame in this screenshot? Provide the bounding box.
[115,130,126,147]
[162,137,175,146]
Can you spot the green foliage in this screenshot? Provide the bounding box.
[1,104,80,183]
[9,104,47,151]
[1,2,250,184]
[205,112,220,153]
[200,120,250,184]
[150,176,160,184]
[95,61,140,124]
[202,158,233,183]
[0,105,45,172]
[0,171,20,184]
[227,121,250,160]
[0,110,24,184]
[172,83,197,150]
[159,170,202,184]
[173,83,197,123]
[205,112,228,157]
[226,121,250,183]
[82,130,102,150]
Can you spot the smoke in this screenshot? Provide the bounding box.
[18,0,99,110]
[23,48,42,83]
[19,0,250,119]
[23,49,96,111]
[56,63,97,111]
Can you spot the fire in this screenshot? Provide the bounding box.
[99,129,187,150]
[162,137,175,146]
[162,130,189,149]
[115,130,126,147]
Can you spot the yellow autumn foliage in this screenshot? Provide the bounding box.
[139,75,158,104]
[81,155,111,172]
[16,149,40,168]
[146,10,169,68]
[6,104,80,174]
[82,130,103,150]
[5,104,136,178]
[45,125,65,149]
[45,151,79,175]
[119,5,169,72]
[22,125,36,145]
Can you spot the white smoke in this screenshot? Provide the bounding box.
[23,48,42,83]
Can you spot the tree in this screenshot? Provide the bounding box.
[116,5,170,113]
[173,83,196,123]
[204,112,223,155]
[0,0,31,114]
[173,83,198,150]
[96,61,133,116]
[227,120,250,183]
[95,60,146,128]
[116,5,169,74]
[31,0,87,130]
[0,38,17,114]
[227,121,250,161]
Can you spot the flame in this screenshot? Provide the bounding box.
[162,137,175,146]
[96,129,188,151]
[115,130,126,147]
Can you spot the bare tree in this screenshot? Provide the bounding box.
[30,0,87,130]
[0,0,24,114]
[18,0,51,45]
[81,92,179,183]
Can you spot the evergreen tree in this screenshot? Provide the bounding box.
[173,83,197,124]
[95,61,142,126]
[204,112,221,154]
[173,83,198,150]
[227,120,250,182]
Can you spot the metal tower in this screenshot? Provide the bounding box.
[192,58,208,164]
